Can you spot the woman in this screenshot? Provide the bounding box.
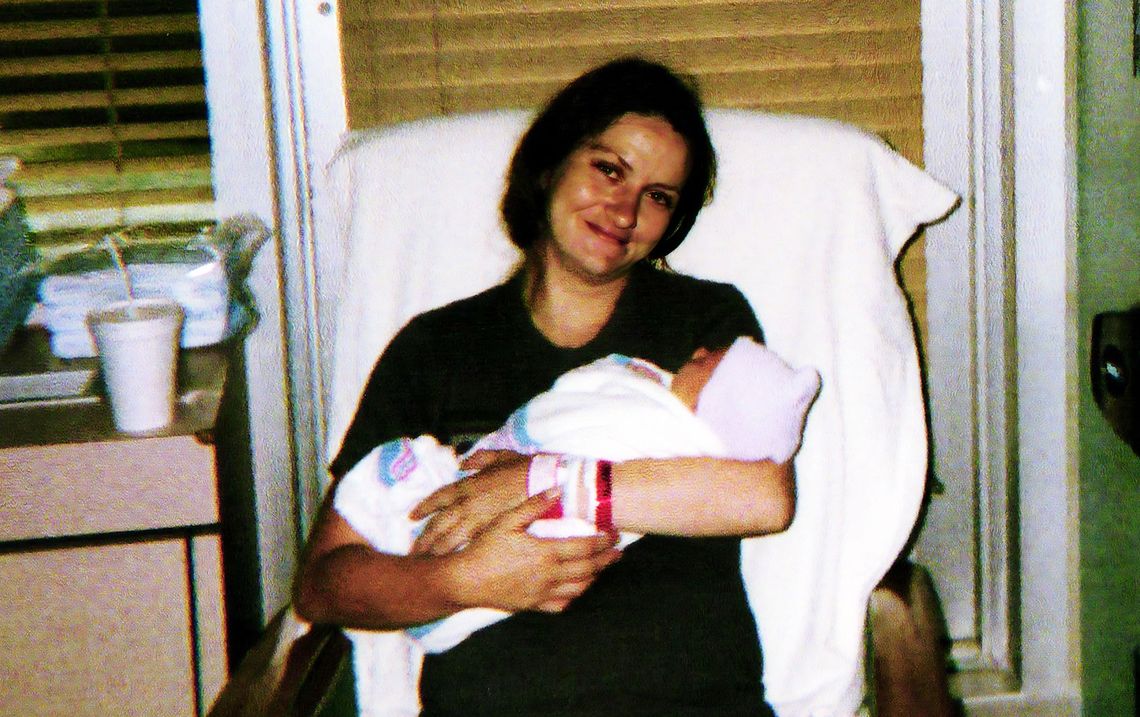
[295,57,794,716]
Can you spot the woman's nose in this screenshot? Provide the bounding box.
[606,187,638,229]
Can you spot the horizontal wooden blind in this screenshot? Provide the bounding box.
[337,0,928,335]
[0,0,214,251]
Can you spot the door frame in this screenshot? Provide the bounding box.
[920,1,1080,711]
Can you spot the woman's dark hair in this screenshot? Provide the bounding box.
[501,57,716,260]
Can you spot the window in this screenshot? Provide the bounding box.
[0,0,214,258]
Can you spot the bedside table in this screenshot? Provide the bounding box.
[0,331,230,716]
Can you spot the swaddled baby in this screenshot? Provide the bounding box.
[519,336,822,538]
[333,336,821,652]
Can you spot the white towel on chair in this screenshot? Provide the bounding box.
[321,109,958,717]
[670,111,958,716]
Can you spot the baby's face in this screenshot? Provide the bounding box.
[671,346,729,410]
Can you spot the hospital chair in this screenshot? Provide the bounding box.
[208,109,961,717]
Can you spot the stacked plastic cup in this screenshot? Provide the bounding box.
[87,298,184,433]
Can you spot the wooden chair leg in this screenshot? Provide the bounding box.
[868,561,961,717]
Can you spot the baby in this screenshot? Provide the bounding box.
[333,336,821,653]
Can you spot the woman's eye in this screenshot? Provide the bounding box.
[647,191,675,210]
[593,161,619,178]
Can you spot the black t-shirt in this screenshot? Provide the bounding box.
[331,263,774,716]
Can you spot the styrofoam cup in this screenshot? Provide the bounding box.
[87,298,184,434]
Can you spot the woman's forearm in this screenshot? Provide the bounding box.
[293,508,467,629]
[610,456,795,537]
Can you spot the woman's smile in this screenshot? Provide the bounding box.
[585,220,631,247]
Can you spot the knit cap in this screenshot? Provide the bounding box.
[694,337,822,463]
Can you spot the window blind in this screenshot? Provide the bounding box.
[337,0,928,334]
[0,0,214,254]
[339,0,923,160]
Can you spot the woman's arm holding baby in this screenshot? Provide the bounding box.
[612,456,795,536]
[411,452,794,555]
[293,489,620,629]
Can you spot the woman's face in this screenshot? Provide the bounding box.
[541,113,690,283]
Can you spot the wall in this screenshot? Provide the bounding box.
[1077,0,1140,714]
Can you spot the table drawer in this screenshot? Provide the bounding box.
[0,434,217,542]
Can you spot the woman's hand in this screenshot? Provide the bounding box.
[410,449,531,555]
[293,489,620,629]
[445,490,622,613]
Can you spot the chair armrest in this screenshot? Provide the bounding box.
[868,560,960,717]
[207,607,352,717]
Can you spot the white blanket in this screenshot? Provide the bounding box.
[319,109,959,717]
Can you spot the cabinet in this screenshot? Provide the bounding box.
[0,335,230,716]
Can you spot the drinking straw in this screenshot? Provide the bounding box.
[103,233,136,316]
[103,233,134,299]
